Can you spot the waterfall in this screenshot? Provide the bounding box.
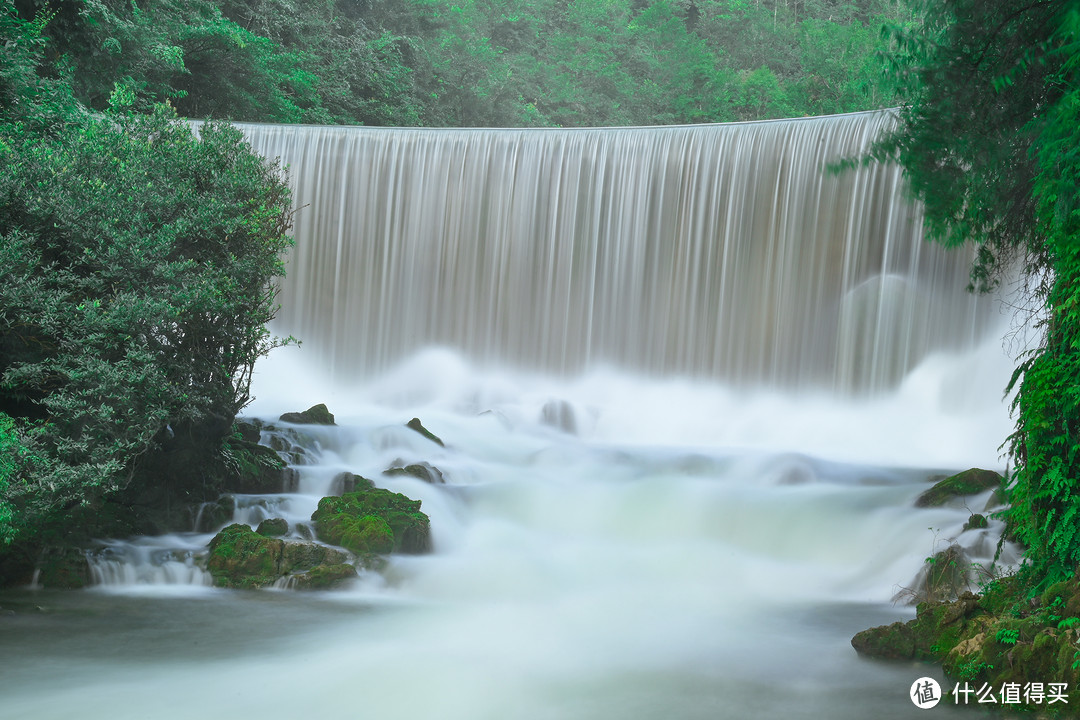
[231,110,995,394]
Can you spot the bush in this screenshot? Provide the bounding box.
[0,103,293,544]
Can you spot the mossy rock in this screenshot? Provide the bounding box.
[206,524,356,588]
[330,472,376,496]
[279,404,336,425]
[291,563,358,590]
[852,593,985,662]
[922,545,972,603]
[256,518,289,537]
[962,513,989,532]
[280,541,348,573]
[207,524,285,588]
[312,488,431,555]
[406,418,444,447]
[850,621,916,660]
[915,468,1003,508]
[384,461,445,484]
[856,569,1080,711]
[235,418,263,443]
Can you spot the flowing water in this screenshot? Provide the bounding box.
[0,111,1023,719]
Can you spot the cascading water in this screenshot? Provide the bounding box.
[0,112,1020,720]
[237,110,996,392]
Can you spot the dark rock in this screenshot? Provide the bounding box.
[962,513,989,532]
[384,461,445,484]
[851,621,916,660]
[34,547,91,589]
[406,418,444,447]
[192,496,236,533]
[281,542,348,573]
[291,563,358,590]
[256,518,289,537]
[915,468,1003,508]
[279,404,336,425]
[236,418,263,443]
[329,472,376,496]
[232,441,291,494]
[312,488,431,555]
[540,399,577,434]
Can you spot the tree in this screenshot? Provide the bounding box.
[0,2,294,546]
[874,0,1080,584]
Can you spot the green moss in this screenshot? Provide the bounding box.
[256,518,289,537]
[312,487,431,554]
[279,404,336,425]
[292,563,357,590]
[915,468,1003,508]
[206,523,284,589]
[963,513,989,531]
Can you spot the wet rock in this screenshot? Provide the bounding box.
[279,404,336,426]
[851,621,916,660]
[207,523,355,589]
[233,441,292,494]
[915,468,1003,508]
[406,418,444,447]
[540,399,577,434]
[906,544,972,604]
[281,541,348,572]
[291,563,358,590]
[207,524,285,589]
[384,461,445,484]
[235,418,263,443]
[192,496,236,533]
[962,513,989,532]
[256,518,289,537]
[329,472,376,496]
[313,488,431,555]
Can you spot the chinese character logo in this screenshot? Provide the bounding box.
[911,677,942,709]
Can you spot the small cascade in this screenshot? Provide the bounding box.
[86,535,214,588]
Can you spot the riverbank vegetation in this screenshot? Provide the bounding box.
[0,3,295,580]
[853,0,1080,708]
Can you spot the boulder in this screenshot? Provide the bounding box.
[384,461,445,484]
[279,404,336,426]
[207,524,285,589]
[291,563,358,590]
[206,523,353,589]
[962,513,989,532]
[915,468,1003,508]
[256,518,289,537]
[329,472,376,496]
[406,418,444,447]
[312,488,431,555]
[540,399,577,434]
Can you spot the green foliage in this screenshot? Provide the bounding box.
[872,0,1064,293]
[995,627,1019,645]
[0,46,294,541]
[877,0,1080,587]
[10,0,911,127]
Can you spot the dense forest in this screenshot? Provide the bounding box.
[13,0,911,127]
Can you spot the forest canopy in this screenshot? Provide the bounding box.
[11,0,913,127]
